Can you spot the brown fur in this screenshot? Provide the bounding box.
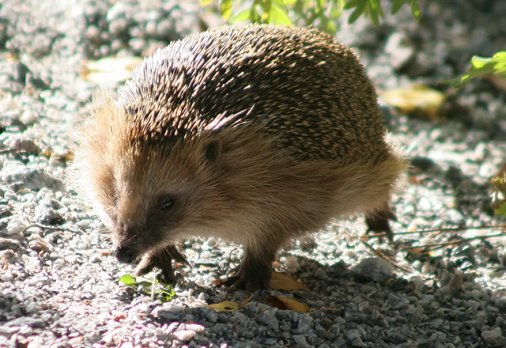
[74,25,405,291]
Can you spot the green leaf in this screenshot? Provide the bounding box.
[269,4,292,25]
[451,51,506,87]
[159,286,176,302]
[367,0,381,13]
[495,202,506,218]
[118,274,175,302]
[215,0,419,30]
[348,8,362,23]
[119,274,137,286]
[220,0,233,20]
[367,0,384,25]
[230,9,251,23]
[137,280,154,288]
[323,21,337,34]
[410,0,421,18]
[345,0,366,23]
[343,0,358,9]
[391,0,420,17]
[345,0,385,24]
[272,0,287,6]
[391,0,405,14]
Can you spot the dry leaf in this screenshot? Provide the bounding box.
[408,247,427,255]
[81,56,143,85]
[270,272,309,291]
[265,295,310,313]
[208,296,252,312]
[208,300,241,312]
[380,84,445,120]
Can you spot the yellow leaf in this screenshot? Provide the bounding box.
[208,295,252,312]
[265,295,310,313]
[81,56,143,85]
[380,84,445,120]
[270,272,309,291]
[208,300,241,312]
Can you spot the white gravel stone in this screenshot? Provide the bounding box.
[352,257,393,282]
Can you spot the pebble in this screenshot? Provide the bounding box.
[258,310,279,330]
[481,327,503,344]
[345,328,366,347]
[294,315,313,334]
[151,303,185,320]
[35,204,64,225]
[351,257,393,282]
[386,293,410,310]
[495,297,506,311]
[28,237,49,252]
[0,237,20,252]
[4,218,27,237]
[292,334,309,347]
[13,139,40,154]
[2,166,63,191]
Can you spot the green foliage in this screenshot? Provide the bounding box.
[119,274,176,302]
[491,170,506,218]
[204,0,420,33]
[451,51,506,87]
[496,203,506,217]
[345,0,419,25]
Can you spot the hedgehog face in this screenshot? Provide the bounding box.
[109,139,226,263]
[111,185,187,264]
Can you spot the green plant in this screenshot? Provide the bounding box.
[451,51,506,87]
[491,169,506,218]
[345,0,420,25]
[119,274,176,302]
[201,0,420,33]
[205,1,506,86]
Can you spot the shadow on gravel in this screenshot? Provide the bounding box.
[0,293,28,323]
[147,255,505,346]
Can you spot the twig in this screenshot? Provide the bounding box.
[399,232,506,252]
[366,224,506,239]
[360,238,411,273]
[23,223,81,234]
[0,148,16,155]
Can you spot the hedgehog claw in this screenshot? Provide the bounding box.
[135,244,186,285]
[223,260,272,291]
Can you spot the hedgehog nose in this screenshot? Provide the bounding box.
[114,243,136,263]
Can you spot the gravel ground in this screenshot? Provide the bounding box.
[1,0,506,347]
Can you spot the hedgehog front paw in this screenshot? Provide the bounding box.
[223,259,272,291]
[135,245,187,285]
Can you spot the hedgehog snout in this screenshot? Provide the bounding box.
[114,242,137,264]
[113,222,141,263]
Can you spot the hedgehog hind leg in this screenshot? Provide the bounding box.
[223,244,277,291]
[135,244,187,285]
[365,205,397,242]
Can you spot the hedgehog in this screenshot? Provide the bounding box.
[74,24,405,291]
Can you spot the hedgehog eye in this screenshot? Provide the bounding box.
[204,140,222,163]
[158,195,176,211]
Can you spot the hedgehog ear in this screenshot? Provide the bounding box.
[203,140,222,163]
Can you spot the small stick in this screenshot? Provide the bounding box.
[360,237,411,273]
[365,224,506,238]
